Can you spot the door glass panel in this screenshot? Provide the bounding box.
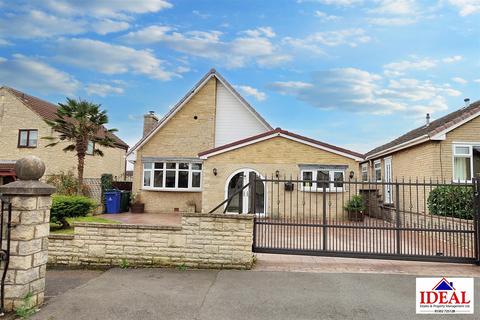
[226,172,244,213]
[254,176,265,214]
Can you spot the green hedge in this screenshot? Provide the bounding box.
[51,195,97,228]
[427,185,474,220]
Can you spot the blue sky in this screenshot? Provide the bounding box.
[0,0,479,153]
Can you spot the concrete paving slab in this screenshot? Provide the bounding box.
[254,253,480,276]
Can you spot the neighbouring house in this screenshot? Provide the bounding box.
[127,69,364,214]
[0,86,129,184]
[360,99,480,212]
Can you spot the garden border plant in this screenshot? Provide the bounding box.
[50,195,98,229]
[427,185,474,220]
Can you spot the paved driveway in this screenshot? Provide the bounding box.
[35,268,479,320]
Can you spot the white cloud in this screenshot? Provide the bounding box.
[443,55,463,63]
[86,82,124,97]
[241,27,276,38]
[270,68,459,116]
[192,10,210,19]
[0,54,79,95]
[314,11,340,21]
[234,85,267,101]
[269,81,313,95]
[297,0,362,6]
[452,77,468,84]
[384,55,465,76]
[448,0,480,16]
[122,25,289,68]
[371,0,417,15]
[0,10,86,38]
[384,57,437,74]
[367,17,417,26]
[55,38,177,80]
[474,79,480,83]
[42,0,173,18]
[92,19,130,35]
[283,28,371,54]
[0,38,10,46]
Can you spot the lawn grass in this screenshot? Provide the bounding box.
[50,215,121,234]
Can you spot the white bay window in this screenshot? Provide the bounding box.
[143,161,202,191]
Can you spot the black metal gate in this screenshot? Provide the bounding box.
[0,197,12,315]
[252,175,480,264]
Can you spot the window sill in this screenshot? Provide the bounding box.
[300,188,344,193]
[17,146,37,149]
[142,187,203,192]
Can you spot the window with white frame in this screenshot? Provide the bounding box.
[301,167,345,192]
[86,141,94,155]
[374,161,382,182]
[361,164,368,182]
[453,144,480,181]
[143,161,202,191]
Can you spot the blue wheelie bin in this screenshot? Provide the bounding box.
[105,190,121,213]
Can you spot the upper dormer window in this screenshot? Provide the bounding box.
[18,129,38,148]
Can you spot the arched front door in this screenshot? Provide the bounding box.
[225,169,265,214]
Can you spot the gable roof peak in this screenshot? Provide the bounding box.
[127,68,272,155]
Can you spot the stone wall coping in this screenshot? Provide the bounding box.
[49,234,75,240]
[184,212,255,220]
[73,222,182,231]
[0,180,56,196]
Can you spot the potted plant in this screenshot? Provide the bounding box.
[185,200,196,213]
[345,195,366,222]
[130,193,145,213]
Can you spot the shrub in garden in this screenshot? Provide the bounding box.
[46,171,86,196]
[427,185,474,219]
[51,195,97,228]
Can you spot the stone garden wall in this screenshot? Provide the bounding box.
[48,213,254,269]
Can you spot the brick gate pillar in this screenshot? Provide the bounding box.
[0,156,55,312]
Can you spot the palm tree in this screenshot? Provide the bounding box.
[44,98,117,193]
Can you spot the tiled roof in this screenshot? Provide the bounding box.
[199,127,364,160]
[3,86,128,149]
[365,100,480,158]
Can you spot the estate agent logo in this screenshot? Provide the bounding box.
[416,277,474,314]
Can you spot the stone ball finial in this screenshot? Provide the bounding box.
[15,156,46,181]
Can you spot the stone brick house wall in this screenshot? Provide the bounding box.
[48,213,254,269]
[363,116,480,214]
[201,136,360,219]
[0,87,127,179]
[131,77,217,213]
